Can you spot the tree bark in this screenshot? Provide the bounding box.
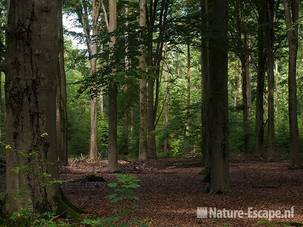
[77,0,100,161]
[57,0,68,165]
[284,0,301,168]
[266,0,275,156]
[255,1,266,154]
[6,0,61,213]
[201,0,209,169]
[88,0,99,161]
[186,44,191,137]
[240,54,251,153]
[139,0,148,160]
[108,0,118,172]
[235,0,251,153]
[207,0,229,193]
[147,76,156,159]
[163,44,169,153]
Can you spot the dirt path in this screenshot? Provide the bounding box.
[61,159,303,226]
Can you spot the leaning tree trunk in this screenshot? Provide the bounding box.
[139,0,148,160]
[57,0,68,165]
[108,0,118,172]
[6,0,61,213]
[284,0,301,168]
[207,0,229,193]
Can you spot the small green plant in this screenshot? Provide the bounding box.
[257,219,275,227]
[7,209,71,227]
[107,174,140,218]
[81,216,118,227]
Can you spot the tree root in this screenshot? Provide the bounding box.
[55,188,84,221]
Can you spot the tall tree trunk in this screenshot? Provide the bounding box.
[99,90,104,117]
[235,0,251,153]
[207,0,229,193]
[163,44,169,153]
[108,0,118,172]
[186,44,191,137]
[57,0,68,165]
[240,53,251,153]
[201,0,209,169]
[89,96,98,160]
[6,0,61,213]
[139,0,148,160]
[0,74,2,142]
[77,0,100,161]
[266,0,275,156]
[284,0,301,168]
[255,2,266,154]
[147,76,156,159]
[88,0,99,161]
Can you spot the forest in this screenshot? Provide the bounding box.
[0,0,303,226]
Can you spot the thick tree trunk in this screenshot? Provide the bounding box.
[57,1,68,165]
[266,0,275,156]
[255,2,266,154]
[139,0,148,160]
[108,0,118,172]
[284,0,301,168]
[88,1,99,161]
[6,0,61,213]
[207,0,229,193]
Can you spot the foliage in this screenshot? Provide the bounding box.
[4,210,71,227]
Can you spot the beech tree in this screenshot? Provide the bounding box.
[207,0,229,193]
[6,0,62,213]
[107,0,118,172]
[284,0,301,168]
[57,0,68,165]
[266,0,275,156]
[139,0,148,160]
[65,0,102,161]
[255,0,266,154]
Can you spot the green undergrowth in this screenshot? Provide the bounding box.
[0,174,150,227]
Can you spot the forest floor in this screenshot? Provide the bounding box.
[61,158,303,227]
